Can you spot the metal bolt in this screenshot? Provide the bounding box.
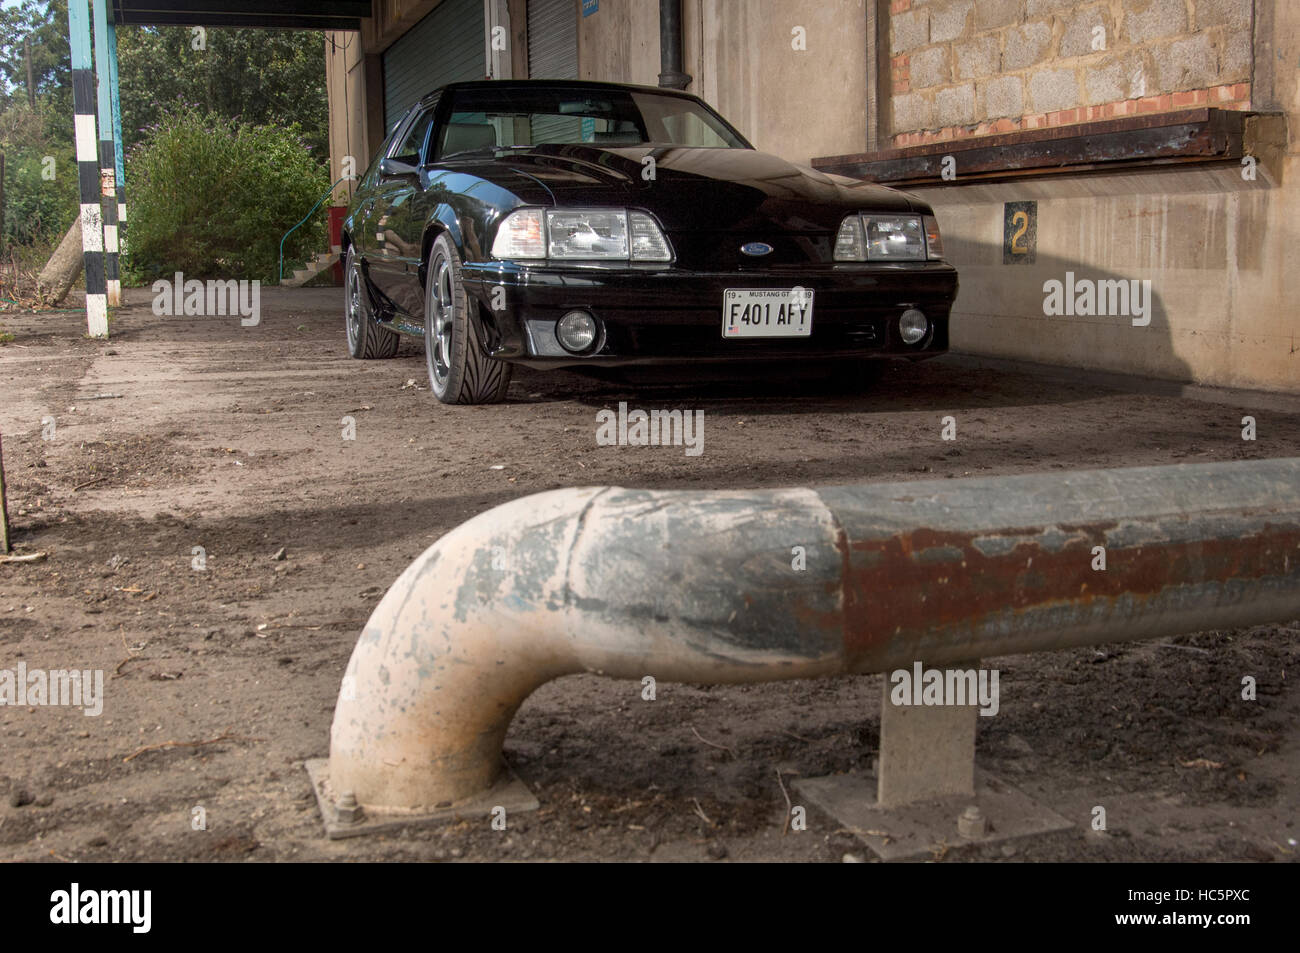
[957,804,986,839]
[336,790,364,825]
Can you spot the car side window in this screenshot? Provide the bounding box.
[434,113,498,159]
[390,108,436,166]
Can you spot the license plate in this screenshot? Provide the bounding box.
[722,288,814,338]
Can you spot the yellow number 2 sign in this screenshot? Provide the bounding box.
[1003,201,1037,265]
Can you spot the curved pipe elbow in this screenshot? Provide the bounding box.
[329,485,846,810]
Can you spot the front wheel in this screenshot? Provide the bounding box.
[424,233,512,405]
[345,246,399,359]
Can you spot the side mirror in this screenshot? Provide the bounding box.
[378,157,420,181]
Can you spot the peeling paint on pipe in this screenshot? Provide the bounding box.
[329,459,1300,813]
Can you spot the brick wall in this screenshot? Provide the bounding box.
[888,0,1252,147]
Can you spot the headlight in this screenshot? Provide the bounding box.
[547,209,629,259]
[491,208,545,259]
[833,214,937,261]
[492,208,672,262]
[923,214,944,260]
[865,215,925,260]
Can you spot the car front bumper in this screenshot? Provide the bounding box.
[461,260,959,370]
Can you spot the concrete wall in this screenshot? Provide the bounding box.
[895,0,1300,392]
[889,0,1253,147]
[911,153,1293,388]
[325,31,368,205]
[574,0,869,165]
[577,0,660,86]
[690,0,869,163]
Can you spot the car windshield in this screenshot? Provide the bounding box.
[433,85,749,158]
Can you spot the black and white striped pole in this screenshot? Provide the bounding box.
[68,0,108,337]
[92,0,119,307]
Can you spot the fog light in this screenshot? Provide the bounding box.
[899,309,929,345]
[557,310,598,353]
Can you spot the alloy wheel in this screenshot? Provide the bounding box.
[346,262,363,350]
[429,255,455,387]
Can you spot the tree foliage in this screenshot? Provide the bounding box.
[0,106,76,248]
[116,25,328,158]
[0,0,71,132]
[0,1,330,259]
[0,1,73,251]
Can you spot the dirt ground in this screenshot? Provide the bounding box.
[0,286,1297,863]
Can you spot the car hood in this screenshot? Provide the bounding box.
[447,144,924,233]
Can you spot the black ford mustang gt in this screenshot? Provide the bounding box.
[343,79,958,404]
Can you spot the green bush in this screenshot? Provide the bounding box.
[124,107,330,284]
[2,144,78,252]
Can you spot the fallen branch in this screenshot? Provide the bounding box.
[777,769,792,836]
[1179,757,1224,770]
[123,730,263,763]
[113,629,143,678]
[1154,642,1211,655]
[0,551,46,564]
[72,477,106,492]
[690,725,735,756]
[0,432,8,554]
[690,797,713,828]
[258,618,362,631]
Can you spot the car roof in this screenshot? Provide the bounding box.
[416,79,704,108]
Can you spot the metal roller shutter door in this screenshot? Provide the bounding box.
[383,0,486,128]
[527,0,577,79]
[527,0,578,143]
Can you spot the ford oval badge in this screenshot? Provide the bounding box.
[740,242,773,257]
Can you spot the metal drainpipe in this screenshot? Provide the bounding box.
[329,458,1300,813]
[658,0,692,90]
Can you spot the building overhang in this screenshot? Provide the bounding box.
[111,1,372,30]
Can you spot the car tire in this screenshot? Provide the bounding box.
[424,233,512,405]
[345,246,399,360]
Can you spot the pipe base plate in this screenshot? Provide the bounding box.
[305,759,539,840]
[794,768,1071,861]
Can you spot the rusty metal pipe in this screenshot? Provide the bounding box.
[329,458,1300,812]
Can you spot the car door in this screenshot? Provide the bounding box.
[348,117,404,270]
[367,104,438,317]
